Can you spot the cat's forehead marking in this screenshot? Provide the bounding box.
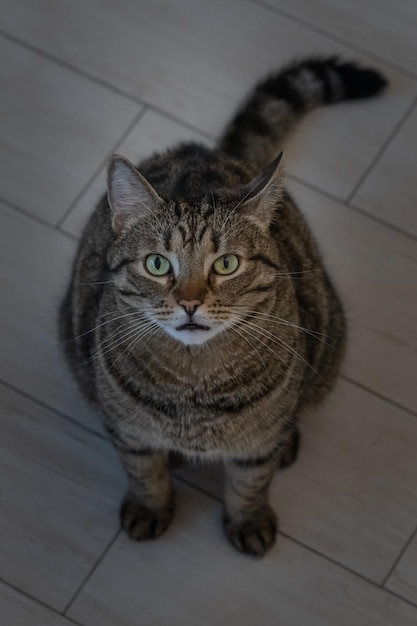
[164,201,220,254]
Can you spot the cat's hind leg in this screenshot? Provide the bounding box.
[278,426,301,469]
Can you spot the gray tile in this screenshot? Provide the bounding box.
[387,533,417,606]
[352,104,417,237]
[0,1,415,201]
[69,482,417,626]
[0,203,102,432]
[0,383,125,610]
[0,36,140,224]
[62,109,211,237]
[0,581,74,626]
[177,380,417,582]
[260,0,417,76]
[289,180,417,413]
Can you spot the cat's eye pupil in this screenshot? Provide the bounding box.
[213,254,239,275]
[145,254,170,276]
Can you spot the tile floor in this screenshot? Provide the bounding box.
[0,1,416,624]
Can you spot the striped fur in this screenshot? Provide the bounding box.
[60,57,386,556]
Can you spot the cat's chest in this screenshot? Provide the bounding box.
[99,351,298,456]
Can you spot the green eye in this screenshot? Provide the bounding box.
[145,254,171,276]
[213,254,239,275]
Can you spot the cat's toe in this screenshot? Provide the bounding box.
[224,506,277,557]
[120,493,175,541]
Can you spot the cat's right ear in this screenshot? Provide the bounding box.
[107,155,162,234]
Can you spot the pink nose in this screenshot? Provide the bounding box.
[179,299,202,316]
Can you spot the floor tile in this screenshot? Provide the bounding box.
[261,0,417,76]
[272,380,417,581]
[288,180,417,413]
[0,36,140,225]
[62,109,211,237]
[386,533,417,606]
[0,383,125,610]
[0,1,415,201]
[0,581,74,626]
[69,482,417,626]
[1,0,416,618]
[352,103,417,237]
[282,69,415,200]
[0,203,103,432]
[176,380,417,582]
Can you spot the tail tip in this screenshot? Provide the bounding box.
[337,62,388,100]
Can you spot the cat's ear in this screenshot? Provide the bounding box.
[239,152,284,228]
[107,155,162,234]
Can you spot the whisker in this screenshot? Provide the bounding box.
[221,186,254,236]
[234,323,288,366]
[224,320,267,369]
[79,322,152,370]
[79,280,114,285]
[242,319,322,378]
[94,319,155,361]
[106,320,159,371]
[65,310,143,343]
[232,307,333,341]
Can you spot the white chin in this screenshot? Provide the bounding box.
[165,326,221,346]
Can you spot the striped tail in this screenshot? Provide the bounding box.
[218,57,387,168]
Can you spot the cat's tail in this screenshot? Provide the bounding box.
[218,57,387,168]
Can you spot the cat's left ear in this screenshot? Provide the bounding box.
[107,155,163,234]
[239,152,284,228]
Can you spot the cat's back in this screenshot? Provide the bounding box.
[138,143,255,201]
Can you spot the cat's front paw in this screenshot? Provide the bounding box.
[223,505,277,557]
[120,492,175,541]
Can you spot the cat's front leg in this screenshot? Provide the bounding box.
[223,454,278,557]
[116,445,175,541]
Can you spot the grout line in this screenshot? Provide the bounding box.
[0,576,84,625]
[0,378,107,441]
[1,382,416,611]
[0,195,72,233]
[1,29,416,242]
[172,471,417,611]
[381,588,417,612]
[251,0,417,82]
[278,530,378,586]
[0,29,216,142]
[278,530,417,611]
[0,195,79,243]
[346,95,417,204]
[56,108,148,230]
[145,103,216,142]
[342,376,417,419]
[288,173,347,205]
[172,472,223,503]
[288,173,417,244]
[3,5,417,86]
[0,29,143,103]
[62,530,121,616]
[382,524,417,587]
[346,201,417,243]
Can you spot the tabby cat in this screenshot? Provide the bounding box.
[60,57,386,556]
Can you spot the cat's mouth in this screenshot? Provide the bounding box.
[176,322,211,332]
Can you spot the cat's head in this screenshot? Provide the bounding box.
[106,153,284,347]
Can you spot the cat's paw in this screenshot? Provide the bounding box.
[223,506,277,557]
[120,493,175,541]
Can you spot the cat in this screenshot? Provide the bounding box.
[60,57,386,557]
